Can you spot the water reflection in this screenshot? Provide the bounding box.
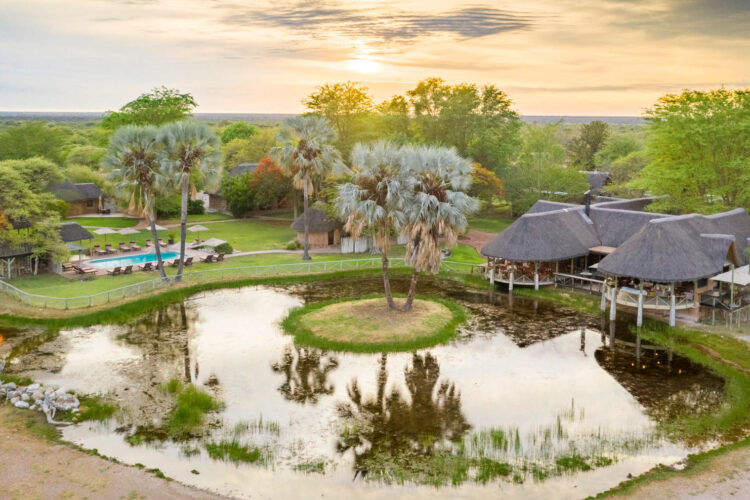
[271,346,338,404]
[337,353,470,482]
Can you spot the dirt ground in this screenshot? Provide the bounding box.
[460,229,494,253]
[0,406,226,500]
[616,446,750,499]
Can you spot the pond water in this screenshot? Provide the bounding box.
[0,277,725,499]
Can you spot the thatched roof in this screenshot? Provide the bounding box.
[481,207,600,262]
[50,180,102,202]
[584,171,610,194]
[229,163,259,178]
[598,212,746,282]
[59,222,93,242]
[0,243,33,259]
[526,200,579,214]
[291,208,342,233]
[589,207,668,247]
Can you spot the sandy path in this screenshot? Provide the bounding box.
[0,406,228,500]
[460,229,494,253]
[616,446,750,499]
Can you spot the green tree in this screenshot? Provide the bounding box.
[374,95,412,143]
[593,133,642,169]
[304,81,374,156]
[567,120,610,169]
[158,122,222,281]
[220,122,257,144]
[101,87,197,130]
[634,88,750,213]
[0,157,63,191]
[64,145,107,169]
[222,128,279,169]
[469,164,504,208]
[0,163,67,277]
[272,116,346,260]
[335,141,411,309]
[0,122,67,164]
[607,150,649,197]
[401,146,478,311]
[504,124,588,215]
[221,172,254,218]
[102,125,169,280]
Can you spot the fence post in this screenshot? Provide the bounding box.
[88,296,92,307]
[107,292,110,303]
[65,298,69,310]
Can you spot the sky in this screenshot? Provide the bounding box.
[1,0,749,115]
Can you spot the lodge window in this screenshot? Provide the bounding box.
[86,200,94,207]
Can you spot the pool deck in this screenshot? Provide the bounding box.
[64,244,208,277]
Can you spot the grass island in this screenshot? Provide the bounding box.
[282,295,467,352]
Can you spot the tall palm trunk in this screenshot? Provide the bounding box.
[381,252,396,310]
[302,180,311,260]
[146,195,168,281]
[403,267,419,311]
[176,174,189,282]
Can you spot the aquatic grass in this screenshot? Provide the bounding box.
[70,395,118,423]
[293,461,326,474]
[282,293,467,353]
[0,373,34,386]
[162,381,220,439]
[232,416,281,437]
[204,439,262,464]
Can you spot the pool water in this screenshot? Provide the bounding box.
[88,251,178,269]
[0,276,725,499]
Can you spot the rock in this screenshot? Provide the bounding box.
[10,396,20,404]
[21,393,30,401]
[32,391,44,401]
[4,382,16,390]
[14,400,29,409]
[27,383,40,391]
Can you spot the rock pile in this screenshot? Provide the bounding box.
[1,381,79,425]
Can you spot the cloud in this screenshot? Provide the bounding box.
[220,1,539,43]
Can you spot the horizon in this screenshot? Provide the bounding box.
[2,1,749,115]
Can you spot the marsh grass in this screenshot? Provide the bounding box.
[283,294,467,353]
[294,461,326,474]
[232,416,281,437]
[204,439,263,464]
[160,380,220,439]
[70,395,117,423]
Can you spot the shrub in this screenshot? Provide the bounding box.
[285,239,302,250]
[214,242,233,254]
[156,195,181,218]
[188,199,205,215]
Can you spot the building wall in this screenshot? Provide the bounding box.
[296,231,341,249]
[209,194,227,211]
[66,200,99,216]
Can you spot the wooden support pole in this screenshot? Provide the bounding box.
[609,283,617,321]
[600,280,607,312]
[534,262,539,290]
[509,268,514,292]
[637,282,644,327]
[669,282,676,327]
[730,265,736,308]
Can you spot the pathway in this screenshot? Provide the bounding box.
[0,406,227,500]
[461,229,494,254]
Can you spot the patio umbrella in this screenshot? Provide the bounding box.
[118,227,140,235]
[67,243,86,263]
[194,237,226,248]
[188,225,210,233]
[94,227,117,243]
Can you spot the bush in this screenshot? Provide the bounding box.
[214,242,233,254]
[188,199,205,215]
[285,239,302,250]
[156,195,181,218]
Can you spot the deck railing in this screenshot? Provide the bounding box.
[554,273,604,294]
[0,258,481,310]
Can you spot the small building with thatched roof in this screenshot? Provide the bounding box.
[291,209,342,249]
[50,180,110,216]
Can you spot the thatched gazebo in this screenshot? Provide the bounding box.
[480,206,600,290]
[291,209,342,249]
[598,211,750,326]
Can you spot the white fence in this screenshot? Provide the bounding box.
[0,258,481,310]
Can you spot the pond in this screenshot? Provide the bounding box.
[0,276,724,499]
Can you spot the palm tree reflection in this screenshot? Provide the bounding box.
[271,345,339,404]
[337,352,470,481]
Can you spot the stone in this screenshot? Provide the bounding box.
[10,396,20,404]
[4,382,16,390]
[13,401,29,409]
[32,391,44,401]
[27,383,40,391]
[21,393,30,401]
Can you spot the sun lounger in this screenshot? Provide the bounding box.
[93,245,106,255]
[129,241,141,251]
[145,239,153,247]
[216,253,225,262]
[168,259,180,267]
[139,262,154,272]
[200,254,215,263]
[183,257,194,267]
[73,265,97,275]
[62,262,74,271]
[158,238,168,248]
[107,266,122,276]
[118,242,132,252]
[105,244,116,254]
[123,265,133,274]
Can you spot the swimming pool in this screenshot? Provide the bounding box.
[88,252,178,269]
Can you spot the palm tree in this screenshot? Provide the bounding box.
[102,125,169,281]
[158,122,222,282]
[272,116,345,260]
[401,146,479,311]
[335,141,410,309]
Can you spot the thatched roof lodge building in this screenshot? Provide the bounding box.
[291,208,342,249]
[482,197,750,326]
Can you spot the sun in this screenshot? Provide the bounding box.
[347,58,380,74]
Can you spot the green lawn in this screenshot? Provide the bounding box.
[468,215,514,234]
[64,217,139,228]
[157,213,234,224]
[9,243,483,299]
